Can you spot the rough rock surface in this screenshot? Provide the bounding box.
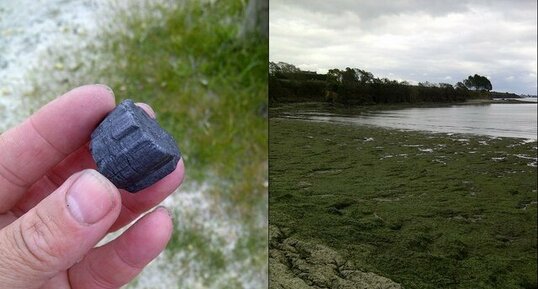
[90,99,181,192]
[269,225,402,289]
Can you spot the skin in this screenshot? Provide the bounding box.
[0,85,185,289]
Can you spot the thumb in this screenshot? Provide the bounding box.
[0,169,121,289]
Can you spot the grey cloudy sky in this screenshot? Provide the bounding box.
[270,0,537,94]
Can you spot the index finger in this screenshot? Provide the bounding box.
[0,84,115,212]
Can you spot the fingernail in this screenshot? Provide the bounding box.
[156,206,173,219]
[94,84,115,97]
[66,170,115,224]
[135,102,156,118]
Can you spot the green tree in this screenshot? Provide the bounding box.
[327,68,343,83]
[455,81,467,90]
[269,62,280,75]
[342,67,358,86]
[271,61,300,74]
[354,69,375,84]
[463,74,492,91]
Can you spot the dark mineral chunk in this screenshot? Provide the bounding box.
[90,99,181,193]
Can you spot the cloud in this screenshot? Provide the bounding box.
[271,0,471,20]
[270,0,537,94]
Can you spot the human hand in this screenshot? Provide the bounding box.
[0,85,185,289]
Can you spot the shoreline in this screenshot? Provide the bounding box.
[464,98,538,104]
[271,98,536,110]
[273,116,538,142]
[270,101,537,140]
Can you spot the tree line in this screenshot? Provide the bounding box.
[269,62,492,105]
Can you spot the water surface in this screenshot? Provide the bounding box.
[291,103,537,139]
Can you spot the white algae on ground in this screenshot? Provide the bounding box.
[90,99,181,192]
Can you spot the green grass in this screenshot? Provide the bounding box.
[105,3,269,277]
[100,0,268,198]
[28,0,268,198]
[269,111,537,289]
[25,0,267,287]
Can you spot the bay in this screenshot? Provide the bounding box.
[294,103,537,139]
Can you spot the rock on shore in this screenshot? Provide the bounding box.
[270,225,402,289]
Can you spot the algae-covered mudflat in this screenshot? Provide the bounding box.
[269,106,537,289]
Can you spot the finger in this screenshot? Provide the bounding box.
[110,159,184,231]
[12,102,160,215]
[135,102,156,118]
[68,207,173,289]
[0,85,115,213]
[15,156,184,232]
[14,155,183,233]
[39,273,70,289]
[0,212,17,229]
[0,170,121,289]
[13,144,96,215]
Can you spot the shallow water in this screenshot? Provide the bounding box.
[291,103,537,139]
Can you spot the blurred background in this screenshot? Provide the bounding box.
[0,0,268,288]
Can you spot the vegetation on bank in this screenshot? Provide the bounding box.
[270,112,537,289]
[489,91,524,99]
[269,62,492,105]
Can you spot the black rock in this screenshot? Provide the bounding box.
[90,99,181,193]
